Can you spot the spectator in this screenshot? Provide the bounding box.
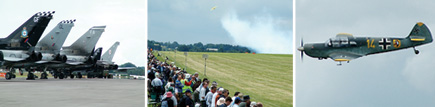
[255,102,263,107]
[199,81,208,107]
[230,92,241,107]
[151,73,164,100]
[179,89,194,107]
[239,95,250,107]
[165,78,174,92]
[219,89,229,99]
[206,86,216,107]
[250,102,256,107]
[161,92,175,107]
[175,75,184,101]
[212,88,223,107]
[233,98,242,107]
[219,97,232,107]
[216,98,225,107]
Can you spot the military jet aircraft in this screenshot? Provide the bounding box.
[298,22,433,65]
[7,20,75,80]
[86,42,135,78]
[0,11,54,79]
[45,26,106,79]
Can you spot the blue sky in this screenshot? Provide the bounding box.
[296,0,435,106]
[0,0,146,66]
[148,0,292,54]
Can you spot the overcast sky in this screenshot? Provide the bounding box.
[0,0,146,66]
[296,0,435,106]
[148,0,292,54]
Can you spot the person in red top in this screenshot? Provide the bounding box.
[214,88,224,106]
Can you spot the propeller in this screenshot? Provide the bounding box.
[297,38,304,62]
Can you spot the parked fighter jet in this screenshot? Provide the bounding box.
[298,22,433,65]
[8,20,75,80]
[86,42,135,78]
[98,41,120,70]
[45,26,106,79]
[0,11,54,79]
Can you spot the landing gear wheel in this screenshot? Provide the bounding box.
[77,72,82,79]
[5,72,11,80]
[26,72,35,80]
[54,73,58,79]
[70,74,74,79]
[415,50,420,54]
[59,73,64,79]
[87,73,92,79]
[40,72,48,79]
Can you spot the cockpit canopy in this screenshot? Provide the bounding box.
[325,33,357,47]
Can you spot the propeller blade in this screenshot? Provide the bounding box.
[300,38,304,62]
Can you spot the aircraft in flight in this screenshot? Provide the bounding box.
[298,22,433,65]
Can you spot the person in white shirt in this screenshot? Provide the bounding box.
[199,81,208,107]
[206,86,217,107]
[211,88,223,107]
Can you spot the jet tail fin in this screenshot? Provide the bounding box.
[101,42,119,62]
[1,11,54,50]
[36,19,75,54]
[62,26,105,56]
[407,22,433,43]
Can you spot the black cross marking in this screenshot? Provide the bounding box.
[413,28,420,34]
[379,38,391,50]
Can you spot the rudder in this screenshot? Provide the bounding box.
[407,22,433,43]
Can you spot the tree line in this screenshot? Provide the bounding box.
[148,40,252,53]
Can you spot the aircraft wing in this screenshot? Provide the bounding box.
[329,52,364,62]
[118,67,136,70]
[4,57,26,62]
[65,61,85,65]
[35,60,65,64]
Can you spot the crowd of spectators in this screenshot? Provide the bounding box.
[148,49,263,107]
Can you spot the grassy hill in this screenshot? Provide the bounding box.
[152,51,293,106]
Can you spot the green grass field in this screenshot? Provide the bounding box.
[152,51,293,107]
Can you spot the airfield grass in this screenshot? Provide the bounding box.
[153,51,293,107]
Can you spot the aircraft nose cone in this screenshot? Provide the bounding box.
[297,47,304,51]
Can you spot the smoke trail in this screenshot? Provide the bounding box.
[221,11,292,54]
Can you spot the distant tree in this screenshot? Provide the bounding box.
[120,62,137,68]
[178,45,190,51]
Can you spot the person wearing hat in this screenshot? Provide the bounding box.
[216,98,225,107]
[161,92,175,107]
[239,95,250,107]
[233,97,242,107]
[179,89,194,107]
[151,72,164,100]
